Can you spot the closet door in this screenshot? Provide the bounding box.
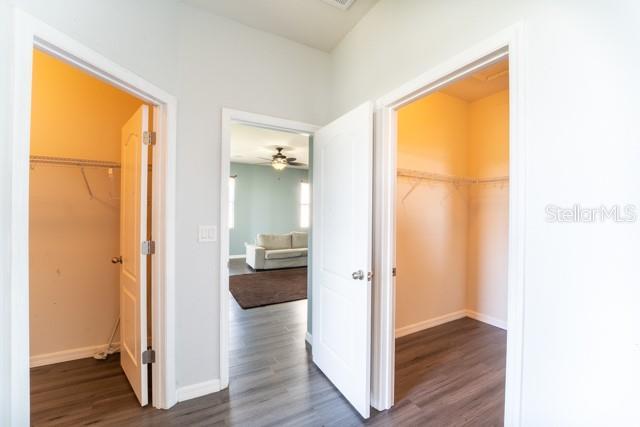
[119,105,149,406]
[312,101,373,418]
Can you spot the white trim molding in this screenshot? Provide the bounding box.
[228,254,245,260]
[465,310,507,330]
[219,108,319,391]
[29,344,121,368]
[10,9,178,422]
[395,311,467,338]
[395,311,507,339]
[305,332,313,345]
[176,379,222,403]
[372,23,526,425]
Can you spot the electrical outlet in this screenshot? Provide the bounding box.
[198,225,217,242]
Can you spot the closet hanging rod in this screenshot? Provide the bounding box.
[474,176,510,184]
[30,155,121,169]
[397,168,509,184]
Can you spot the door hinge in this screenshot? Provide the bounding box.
[142,240,156,255]
[142,348,156,364]
[392,267,397,277]
[143,131,156,146]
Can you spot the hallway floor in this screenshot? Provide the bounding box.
[30,298,505,426]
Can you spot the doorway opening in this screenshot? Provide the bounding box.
[393,57,510,423]
[219,108,378,422]
[11,10,178,420]
[227,122,311,416]
[228,122,311,300]
[28,47,155,421]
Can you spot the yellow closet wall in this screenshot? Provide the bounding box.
[395,93,470,333]
[397,92,468,176]
[395,87,509,335]
[468,90,510,178]
[30,49,144,162]
[466,90,509,325]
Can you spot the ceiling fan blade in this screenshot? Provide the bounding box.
[286,157,297,162]
[288,162,306,167]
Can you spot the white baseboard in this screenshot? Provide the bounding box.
[395,310,466,338]
[465,309,507,330]
[305,332,312,345]
[30,342,120,368]
[176,379,222,402]
[229,255,245,260]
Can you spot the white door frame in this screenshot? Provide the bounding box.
[219,108,319,388]
[10,9,178,419]
[371,23,527,425]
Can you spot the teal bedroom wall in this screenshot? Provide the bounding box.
[229,162,309,256]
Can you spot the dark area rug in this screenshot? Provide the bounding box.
[230,267,307,309]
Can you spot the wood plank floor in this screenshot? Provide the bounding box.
[31,298,506,426]
[229,258,255,276]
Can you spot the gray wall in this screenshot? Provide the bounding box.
[229,162,308,256]
[175,5,328,391]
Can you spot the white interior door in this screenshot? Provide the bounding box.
[312,102,373,419]
[119,105,149,406]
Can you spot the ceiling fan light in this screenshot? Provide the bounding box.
[272,158,287,170]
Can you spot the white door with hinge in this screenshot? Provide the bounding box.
[119,105,149,406]
[312,102,373,419]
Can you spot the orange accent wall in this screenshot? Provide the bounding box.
[28,49,146,363]
[468,90,510,178]
[30,49,145,162]
[396,92,469,176]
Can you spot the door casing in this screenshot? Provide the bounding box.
[371,23,527,425]
[9,9,178,421]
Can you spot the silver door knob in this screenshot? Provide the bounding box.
[352,270,364,280]
[111,256,123,264]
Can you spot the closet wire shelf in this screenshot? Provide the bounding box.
[30,155,121,169]
[397,168,509,185]
[30,155,122,200]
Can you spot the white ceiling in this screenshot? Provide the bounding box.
[441,59,509,102]
[182,0,379,52]
[231,123,310,169]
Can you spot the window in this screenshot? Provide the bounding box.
[300,182,310,228]
[229,176,236,229]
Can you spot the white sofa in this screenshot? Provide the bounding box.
[245,232,308,270]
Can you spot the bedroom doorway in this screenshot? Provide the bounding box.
[219,110,318,401]
[227,124,311,306]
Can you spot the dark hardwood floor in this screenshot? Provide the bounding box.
[31,296,506,426]
[229,257,254,276]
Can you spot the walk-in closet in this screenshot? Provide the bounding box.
[29,47,153,416]
[394,58,510,421]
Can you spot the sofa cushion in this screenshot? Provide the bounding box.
[291,231,308,249]
[264,248,308,260]
[257,233,291,250]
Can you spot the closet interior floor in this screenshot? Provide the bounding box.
[393,317,507,426]
[30,303,506,426]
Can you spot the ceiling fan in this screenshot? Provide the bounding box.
[260,147,305,170]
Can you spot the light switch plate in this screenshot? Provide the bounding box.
[198,225,217,242]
